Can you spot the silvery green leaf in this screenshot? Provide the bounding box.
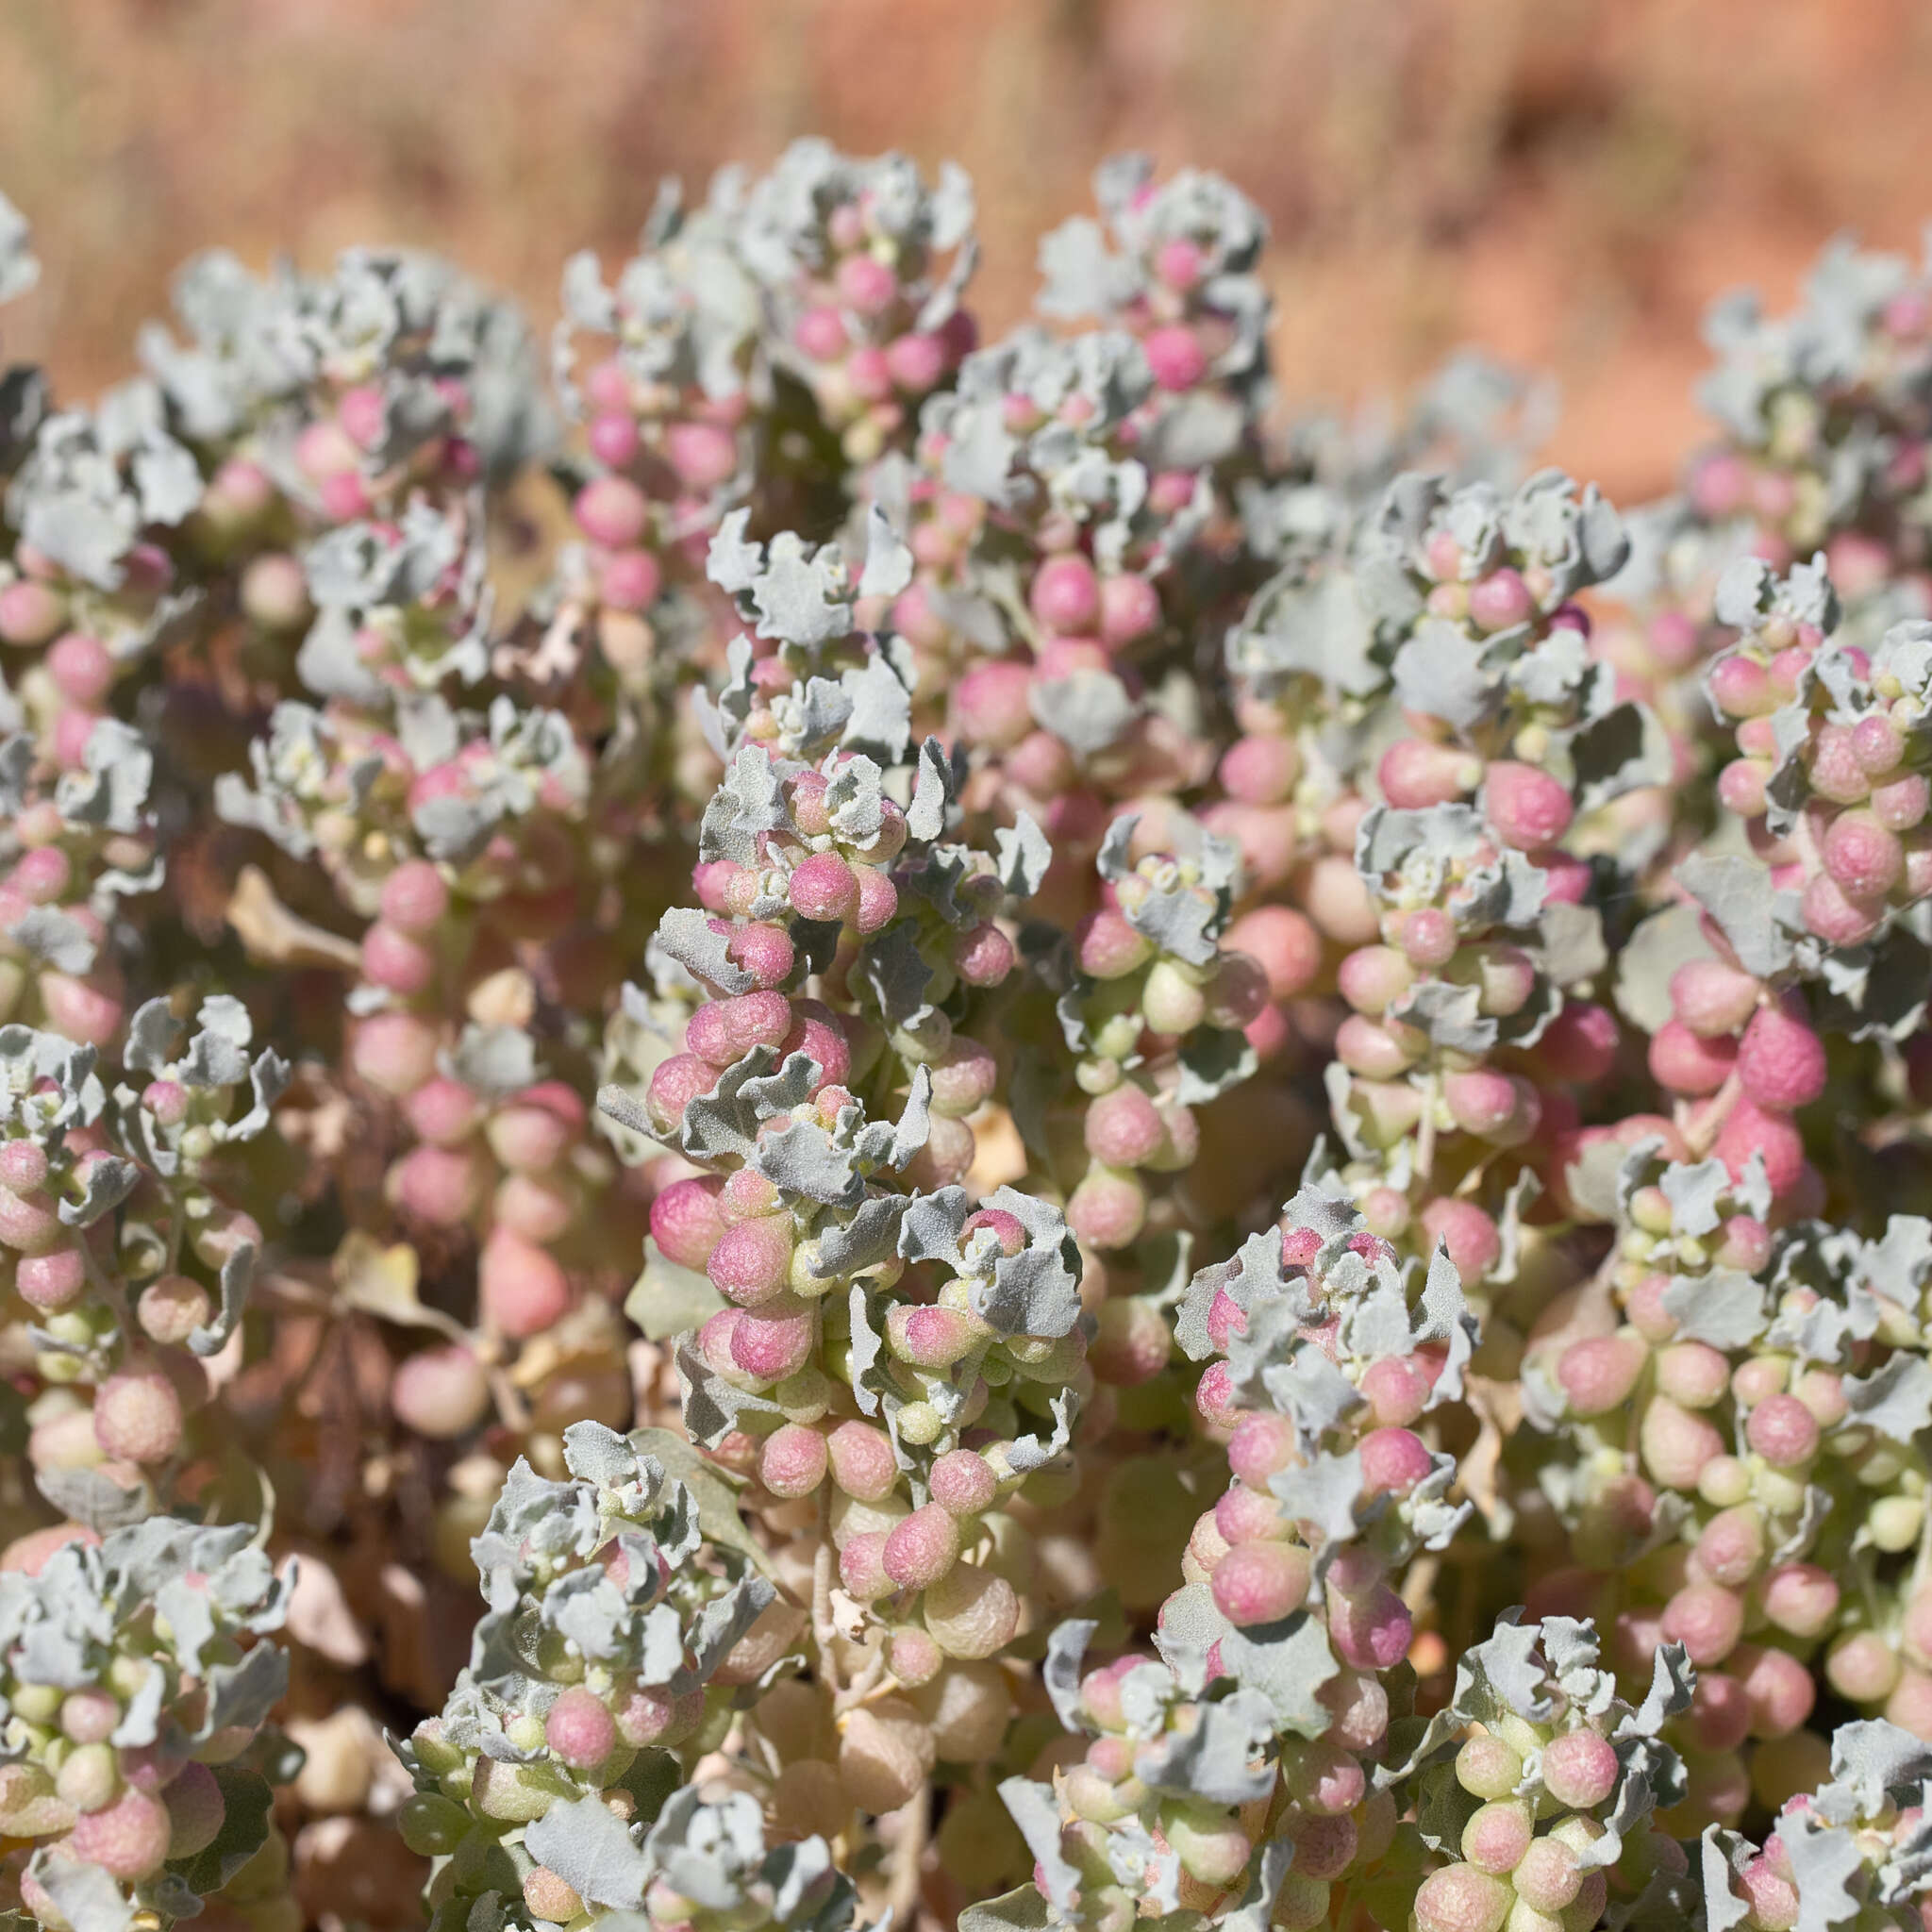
[809,1194,911,1279]
[1028,671,1138,758]
[1135,1686,1276,1807]
[5,905,96,974]
[1391,979,1497,1055]
[688,1574,777,1682]
[753,1113,862,1208]
[1216,1609,1339,1737]
[56,720,154,834]
[1782,1817,1863,1932]
[1828,1718,1932,1814]
[839,655,912,762]
[194,1641,288,1741]
[907,737,957,842]
[859,922,933,1032]
[680,1048,820,1167]
[1465,1611,1554,1724]
[752,534,850,649]
[1844,1354,1932,1441]
[1615,902,1714,1033]
[857,504,913,602]
[27,1857,130,1932]
[1620,1641,1697,1738]
[846,1282,886,1419]
[187,1241,256,1358]
[993,813,1053,900]
[33,1463,152,1532]
[654,907,758,997]
[675,1341,785,1447]
[1037,214,1133,320]
[1391,618,1491,730]
[1268,1450,1365,1544]
[997,1777,1080,1911]
[1700,1827,1756,1932]
[1005,1386,1077,1473]
[559,1420,641,1490]
[973,1189,1083,1340]
[0,192,38,303]
[1659,1271,1765,1350]
[1677,852,1794,979]
[58,1155,137,1228]
[701,742,791,868]
[1658,1159,1732,1238]
[526,1792,651,1910]
[1257,1347,1359,1447]
[1174,1225,1286,1362]
[1536,901,1607,989]
[1569,700,1674,809]
[171,1767,276,1904]
[1042,1619,1096,1732]
[1174,1028,1257,1105]
[441,1024,540,1100]
[958,1887,1054,1932]
[1865,1218,1932,1305]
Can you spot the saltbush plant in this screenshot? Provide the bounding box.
[3,150,1932,1932]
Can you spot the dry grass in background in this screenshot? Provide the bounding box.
[3,0,1928,501]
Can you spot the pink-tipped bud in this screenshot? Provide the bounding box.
[1557,1334,1647,1418]
[929,1449,997,1516]
[1443,1069,1538,1146]
[1714,1099,1807,1194]
[1378,739,1478,809]
[1076,907,1154,980]
[1483,760,1574,850]
[885,1303,982,1370]
[758,1423,829,1498]
[1737,1000,1826,1112]
[883,1503,961,1590]
[1671,958,1763,1038]
[1065,1165,1147,1251]
[651,1175,727,1270]
[93,1364,185,1464]
[1649,1018,1738,1096]
[1662,1580,1744,1665]
[1227,1413,1299,1488]
[1823,809,1905,902]
[685,990,794,1068]
[1744,1392,1821,1468]
[1211,1541,1311,1627]
[1327,1584,1412,1672]
[1760,1562,1839,1639]
[708,1215,796,1307]
[1083,1083,1165,1167]
[1029,554,1099,635]
[645,1052,716,1134]
[479,1226,574,1339]
[1540,1729,1619,1809]
[1358,1426,1433,1497]
[575,475,649,549]
[391,1345,491,1440]
[826,1421,898,1502]
[1143,325,1208,391]
[69,1786,174,1880]
[788,851,859,924]
[730,1303,815,1383]
[1468,568,1534,631]
[545,1688,617,1771]
[380,860,452,935]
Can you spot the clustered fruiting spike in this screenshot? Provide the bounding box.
[9,137,1932,1932]
[0,1518,293,1932]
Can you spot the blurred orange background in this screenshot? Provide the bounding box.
[3,0,1929,505]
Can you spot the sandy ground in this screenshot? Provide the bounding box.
[3,0,1928,505]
